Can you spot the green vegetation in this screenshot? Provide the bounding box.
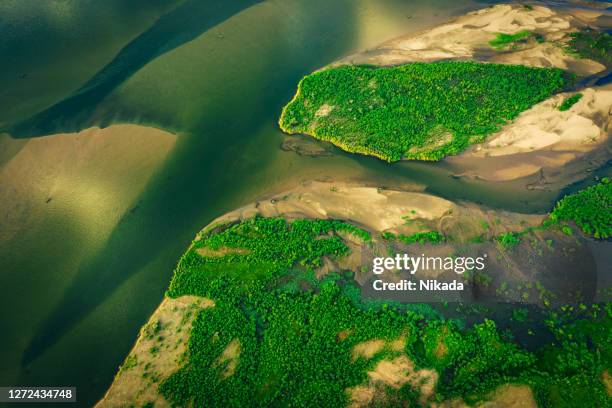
[496,232,521,249]
[279,62,570,162]
[558,93,583,111]
[566,29,612,64]
[550,178,611,239]
[489,30,534,49]
[382,231,446,244]
[156,216,611,407]
[512,308,529,323]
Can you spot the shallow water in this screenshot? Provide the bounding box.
[0,0,606,406]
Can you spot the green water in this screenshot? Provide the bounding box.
[0,0,575,406]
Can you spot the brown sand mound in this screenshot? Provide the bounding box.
[347,355,438,407]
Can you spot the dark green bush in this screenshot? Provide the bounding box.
[489,30,533,49]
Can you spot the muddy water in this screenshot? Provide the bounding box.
[0,0,591,406]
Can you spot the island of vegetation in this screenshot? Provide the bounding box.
[279,62,570,161]
[279,3,611,172]
[99,179,612,408]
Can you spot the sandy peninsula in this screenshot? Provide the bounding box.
[446,84,612,183]
[98,179,602,406]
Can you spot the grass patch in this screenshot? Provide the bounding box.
[496,232,521,249]
[381,231,446,244]
[558,93,583,111]
[489,30,533,49]
[279,62,570,162]
[398,231,446,244]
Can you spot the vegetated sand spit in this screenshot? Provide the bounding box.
[97,296,214,408]
[285,3,611,186]
[198,180,596,306]
[203,180,455,233]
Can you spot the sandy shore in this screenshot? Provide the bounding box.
[447,84,612,182]
[203,180,456,233]
[96,296,214,408]
[328,3,611,186]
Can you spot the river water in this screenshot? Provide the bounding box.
[0,0,592,406]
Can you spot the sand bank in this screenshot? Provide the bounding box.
[100,179,601,405]
[96,296,214,408]
[447,84,612,182]
[336,4,605,76]
[202,180,455,234]
[0,125,176,245]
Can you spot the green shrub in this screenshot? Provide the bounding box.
[558,93,583,111]
[398,231,446,244]
[497,232,521,249]
[566,29,612,64]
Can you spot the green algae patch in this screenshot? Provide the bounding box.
[279,62,570,162]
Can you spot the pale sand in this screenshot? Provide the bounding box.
[0,125,176,245]
[336,4,605,76]
[472,87,611,156]
[351,333,408,361]
[433,384,537,408]
[478,384,537,408]
[352,339,386,360]
[214,338,241,379]
[96,296,214,408]
[347,355,438,407]
[201,180,456,234]
[201,181,543,247]
[603,370,612,396]
[447,85,612,181]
